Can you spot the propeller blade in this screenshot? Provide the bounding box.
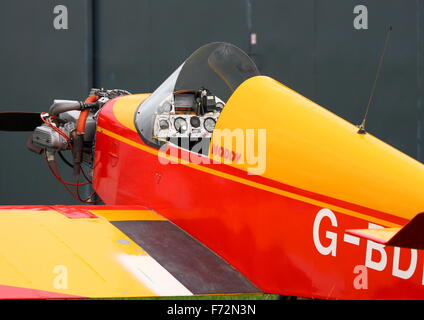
[0,112,42,131]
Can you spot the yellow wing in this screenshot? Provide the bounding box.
[0,205,259,299]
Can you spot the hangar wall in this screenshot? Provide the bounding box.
[0,0,422,204]
[0,0,92,204]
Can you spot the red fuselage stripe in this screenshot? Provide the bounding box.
[95,124,409,227]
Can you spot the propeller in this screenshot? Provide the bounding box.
[0,112,42,131]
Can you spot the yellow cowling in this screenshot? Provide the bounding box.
[211,76,424,221]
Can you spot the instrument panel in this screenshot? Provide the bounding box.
[152,90,224,144]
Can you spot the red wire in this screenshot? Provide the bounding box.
[44,152,101,203]
[45,154,83,201]
[80,166,93,184]
[41,104,101,203]
[76,176,101,203]
[52,159,90,187]
[40,113,73,150]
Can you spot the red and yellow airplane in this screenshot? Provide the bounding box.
[0,42,423,299]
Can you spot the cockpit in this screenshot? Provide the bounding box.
[135,42,259,154]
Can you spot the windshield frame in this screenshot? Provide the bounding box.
[135,42,260,149]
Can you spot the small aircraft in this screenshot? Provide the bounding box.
[0,42,423,299]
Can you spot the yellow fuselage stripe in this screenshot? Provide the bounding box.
[112,94,149,132]
[96,127,401,228]
[92,209,166,221]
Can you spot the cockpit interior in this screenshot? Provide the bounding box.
[135,42,260,155]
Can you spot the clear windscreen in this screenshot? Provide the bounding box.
[135,42,259,149]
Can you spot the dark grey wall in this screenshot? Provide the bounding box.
[95,0,249,92]
[253,0,421,158]
[0,0,422,204]
[0,0,92,204]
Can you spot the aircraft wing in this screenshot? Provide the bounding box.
[346,212,424,250]
[0,205,259,299]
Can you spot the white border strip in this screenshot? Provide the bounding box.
[118,254,193,296]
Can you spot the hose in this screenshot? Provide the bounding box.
[72,95,98,177]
